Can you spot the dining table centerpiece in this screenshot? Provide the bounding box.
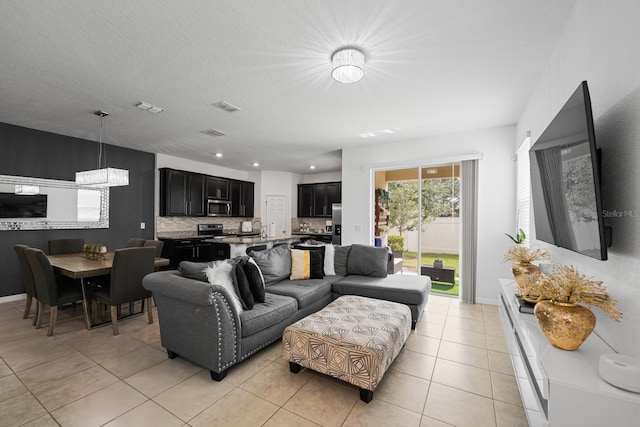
[83,243,107,260]
[534,265,622,351]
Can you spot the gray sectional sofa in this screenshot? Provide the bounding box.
[142,243,431,381]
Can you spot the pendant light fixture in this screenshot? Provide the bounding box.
[331,47,365,84]
[75,111,129,187]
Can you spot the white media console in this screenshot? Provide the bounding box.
[498,279,640,426]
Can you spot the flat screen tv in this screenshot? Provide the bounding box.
[529,81,608,260]
[0,193,48,218]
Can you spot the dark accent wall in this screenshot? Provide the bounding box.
[0,122,155,297]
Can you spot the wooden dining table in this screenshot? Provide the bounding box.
[47,252,169,329]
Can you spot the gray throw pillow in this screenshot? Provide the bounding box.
[249,244,291,285]
[179,261,211,282]
[333,245,351,276]
[346,244,388,277]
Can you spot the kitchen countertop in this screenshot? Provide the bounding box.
[291,231,333,237]
[205,234,308,245]
[157,231,260,240]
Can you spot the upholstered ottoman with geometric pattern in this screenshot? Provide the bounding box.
[282,295,411,403]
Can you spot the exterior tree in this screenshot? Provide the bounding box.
[387,181,419,243]
[421,177,459,223]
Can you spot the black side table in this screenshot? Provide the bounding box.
[420,265,456,285]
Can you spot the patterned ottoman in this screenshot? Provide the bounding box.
[282,295,411,403]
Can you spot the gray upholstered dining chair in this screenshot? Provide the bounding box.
[14,244,38,320]
[48,238,85,255]
[90,247,156,335]
[126,238,146,247]
[24,248,85,336]
[143,240,164,257]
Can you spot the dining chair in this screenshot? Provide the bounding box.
[14,244,38,320]
[143,240,164,257]
[24,248,85,336]
[126,238,146,247]
[48,238,85,255]
[90,247,156,335]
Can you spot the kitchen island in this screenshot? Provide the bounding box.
[206,234,307,257]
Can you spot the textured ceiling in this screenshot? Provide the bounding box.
[0,0,576,174]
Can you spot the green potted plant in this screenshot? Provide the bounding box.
[388,234,404,259]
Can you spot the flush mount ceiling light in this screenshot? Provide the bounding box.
[75,111,129,187]
[309,165,316,170]
[251,162,260,167]
[331,47,365,84]
[135,101,164,114]
[215,153,223,158]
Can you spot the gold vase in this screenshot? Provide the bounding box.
[534,300,596,351]
[511,262,541,300]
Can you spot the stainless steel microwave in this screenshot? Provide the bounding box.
[207,199,231,216]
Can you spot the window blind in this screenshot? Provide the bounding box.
[516,136,531,246]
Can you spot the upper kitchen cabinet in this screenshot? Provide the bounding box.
[160,168,206,216]
[298,182,341,217]
[230,180,254,217]
[207,177,229,200]
[298,184,314,217]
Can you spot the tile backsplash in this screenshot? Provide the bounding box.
[156,217,260,234]
[292,217,332,233]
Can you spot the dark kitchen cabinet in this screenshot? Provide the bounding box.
[160,238,230,269]
[207,177,229,200]
[297,185,314,217]
[230,180,254,217]
[160,169,206,216]
[298,182,341,217]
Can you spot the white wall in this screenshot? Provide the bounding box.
[517,0,640,358]
[342,126,516,304]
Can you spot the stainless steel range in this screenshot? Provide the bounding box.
[197,223,224,237]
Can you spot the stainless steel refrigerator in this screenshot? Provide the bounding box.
[332,203,342,245]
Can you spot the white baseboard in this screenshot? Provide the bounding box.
[0,293,26,304]
[476,297,499,306]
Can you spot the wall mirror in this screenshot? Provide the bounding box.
[0,174,109,230]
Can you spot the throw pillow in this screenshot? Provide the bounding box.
[290,249,324,280]
[244,257,266,303]
[233,258,254,309]
[333,245,351,276]
[346,244,389,278]
[179,261,211,282]
[249,244,291,285]
[293,244,326,273]
[323,244,336,275]
[205,260,244,313]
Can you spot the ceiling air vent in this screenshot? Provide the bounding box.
[200,129,226,137]
[212,101,241,113]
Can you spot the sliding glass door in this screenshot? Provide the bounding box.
[374,163,461,296]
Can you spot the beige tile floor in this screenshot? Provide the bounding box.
[0,294,528,427]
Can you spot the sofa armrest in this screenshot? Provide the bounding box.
[143,270,241,374]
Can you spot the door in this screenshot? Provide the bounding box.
[312,184,326,217]
[266,195,288,236]
[164,169,188,216]
[188,174,206,216]
[298,185,313,217]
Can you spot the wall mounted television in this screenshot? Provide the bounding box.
[0,193,47,218]
[529,81,608,260]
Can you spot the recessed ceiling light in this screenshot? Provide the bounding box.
[215,153,223,158]
[309,165,316,170]
[252,162,259,167]
[135,101,164,114]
